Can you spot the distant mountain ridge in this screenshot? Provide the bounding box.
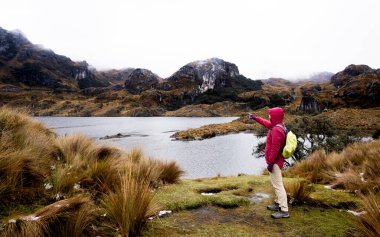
[0,27,109,91]
[0,26,379,116]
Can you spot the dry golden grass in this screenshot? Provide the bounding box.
[102,160,160,236]
[126,147,144,163]
[83,157,121,193]
[356,192,380,237]
[54,134,96,166]
[1,195,97,237]
[287,139,380,194]
[49,165,78,195]
[52,136,126,195]
[285,149,332,183]
[174,121,255,140]
[125,148,184,186]
[285,179,313,205]
[0,108,184,236]
[331,169,366,192]
[158,160,185,184]
[0,107,56,201]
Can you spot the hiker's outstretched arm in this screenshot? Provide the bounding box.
[253,116,272,129]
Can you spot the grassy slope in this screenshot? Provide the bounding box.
[143,175,359,237]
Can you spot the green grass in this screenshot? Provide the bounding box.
[144,175,359,237]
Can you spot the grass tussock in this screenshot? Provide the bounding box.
[285,179,313,205]
[125,148,185,186]
[356,192,380,237]
[1,195,97,237]
[286,139,380,193]
[0,107,56,157]
[286,149,331,183]
[54,134,96,165]
[157,160,184,184]
[0,108,184,236]
[102,161,160,236]
[0,108,57,202]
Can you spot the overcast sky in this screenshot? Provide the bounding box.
[1,0,379,79]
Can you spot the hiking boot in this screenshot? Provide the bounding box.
[267,203,280,211]
[271,210,290,219]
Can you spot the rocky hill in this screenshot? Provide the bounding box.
[0,27,108,91]
[298,64,380,113]
[1,26,379,116]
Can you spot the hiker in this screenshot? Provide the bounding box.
[249,107,289,219]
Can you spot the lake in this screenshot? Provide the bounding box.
[36,117,266,179]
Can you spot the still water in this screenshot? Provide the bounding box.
[37,117,266,179]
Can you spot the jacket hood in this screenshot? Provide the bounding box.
[268,107,284,125]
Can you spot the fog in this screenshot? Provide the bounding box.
[1,0,380,79]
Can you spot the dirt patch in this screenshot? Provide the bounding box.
[197,187,222,194]
[197,185,239,195]
[174,205,272,227]
[189,206,250,225]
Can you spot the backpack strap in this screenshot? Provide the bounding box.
[275,124,287,135]
[271,124,287,161]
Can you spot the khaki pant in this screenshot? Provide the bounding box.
[269,164,288,212]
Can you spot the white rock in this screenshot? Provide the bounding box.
[74,183,80,190]
[44,183,53,190]
[158,210,172,217]
[347,210,366,216]
[21,215,40,221]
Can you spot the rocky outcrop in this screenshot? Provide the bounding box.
[124,69,161,94]
[167,58,240,92]
[331,64,372,88]
[331,64,380,107]
[298,96,321,113]
[0,27,109,90]
[120,58,263,109]
[296,64,380,111]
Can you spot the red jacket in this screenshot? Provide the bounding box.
[254,107,286,169]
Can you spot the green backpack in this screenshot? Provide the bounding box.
[275,125,297,159]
